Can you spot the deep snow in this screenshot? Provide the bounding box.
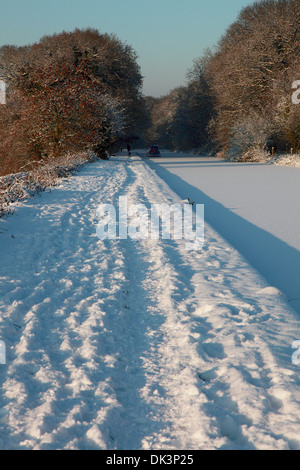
[1,153,300,449]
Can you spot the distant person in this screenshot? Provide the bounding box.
[127,144,131,155]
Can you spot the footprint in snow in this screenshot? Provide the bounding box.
[219,415,241,442]
[198,368,218,382]
[202,342,227,360]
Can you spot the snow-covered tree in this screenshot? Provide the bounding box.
[0,28,144,175]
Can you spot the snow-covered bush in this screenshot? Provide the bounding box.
[227,114,273,161]
[271,153,300,167]
[0,152,95,218]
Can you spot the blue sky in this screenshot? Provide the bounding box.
[0,0,254,97]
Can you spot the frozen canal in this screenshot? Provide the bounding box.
[142,151,300,315]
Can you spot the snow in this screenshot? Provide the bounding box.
[143,151,300,315]
[1,152,300,449]
[272,153,300,167]
[0,152,95,219]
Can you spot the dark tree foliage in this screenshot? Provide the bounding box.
[0,28,145,175]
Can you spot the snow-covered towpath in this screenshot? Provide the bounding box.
[1,154,300,450]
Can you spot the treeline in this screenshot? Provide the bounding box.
[0,28,147,176]
[1,1,299,172]
[144,0,300,160]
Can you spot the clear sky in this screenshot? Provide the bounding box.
[0,0,254,97]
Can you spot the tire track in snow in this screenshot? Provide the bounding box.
[115,160,222,449]
[91,160,219,449]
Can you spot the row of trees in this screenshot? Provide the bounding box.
[0,28,147,175]
[144,0,300,160]
[1,1,299,173]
